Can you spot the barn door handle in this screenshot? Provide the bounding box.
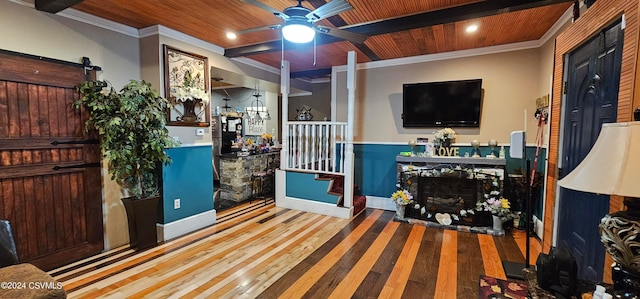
[51,139,99,146]
[53,163,100,170]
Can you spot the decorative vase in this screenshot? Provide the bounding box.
[442,138,452,148]
[179,98,202,123]
[600,198,640,295]
[492,215,504,231]
[396,204,406,219]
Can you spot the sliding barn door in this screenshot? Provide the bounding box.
[0,50,103,270]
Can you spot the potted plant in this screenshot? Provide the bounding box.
[391,187,414,220]
[462,175,514,231]
[75,79,180,250]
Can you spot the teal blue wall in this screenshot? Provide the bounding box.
[283,143,546,217]
[285,171,340,204]
[353,143,546,216]
[161,146,214,224]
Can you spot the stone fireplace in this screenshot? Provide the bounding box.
[402,170,480,220]
[396,155,506,225]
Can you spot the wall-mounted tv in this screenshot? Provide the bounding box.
[402,79,483,128]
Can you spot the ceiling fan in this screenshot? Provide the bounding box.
[232,0,368,44]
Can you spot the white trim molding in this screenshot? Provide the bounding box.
[366,195,397,211]
[277,196,353,219]
[156,209,216,242]
[333,9,573,75]
[139,25,225,55]
[58,8,140,37]
[45,0,574,86]
[539,6,574,45]
[231,57,281,75]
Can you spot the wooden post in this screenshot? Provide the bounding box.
[343,51,356,210]
[277,61,290,204]
[280,61,290,170]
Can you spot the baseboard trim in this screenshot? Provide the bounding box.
[366,195,397,211]
[277,196,353,219]
[157,209,217,241]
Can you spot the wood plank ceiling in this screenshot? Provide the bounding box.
[62,0,572,79]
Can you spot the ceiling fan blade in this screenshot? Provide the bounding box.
[306,0,353,22]
[236,24,281,35]
[317,25,367,44]
[241,0,289,20]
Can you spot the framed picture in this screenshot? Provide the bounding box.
[163,45,210,126]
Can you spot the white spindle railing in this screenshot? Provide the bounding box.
[285,121,347,174]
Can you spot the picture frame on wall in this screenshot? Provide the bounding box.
[163,45,210,127]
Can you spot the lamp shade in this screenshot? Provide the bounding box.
[282,23,315,43]
[557,122,640,197]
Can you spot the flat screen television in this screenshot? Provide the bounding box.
[402,79,483,128]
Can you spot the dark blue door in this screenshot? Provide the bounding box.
[557,21,623,281]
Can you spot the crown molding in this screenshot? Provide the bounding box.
[42,0,574,84]
[8,0,139,37]
[333,40,541,73]
[230,57,281,75]
[289,91,313,97]
[539,6,574,45]
[8,0,34,8]
[308,77,331,84]
[58,8,140,37]
[139,25,225,55]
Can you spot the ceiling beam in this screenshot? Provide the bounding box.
[291,68,332,78]
[35,0,85,13]
[224,0,572,58]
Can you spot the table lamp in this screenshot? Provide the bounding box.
[557,121,640,297]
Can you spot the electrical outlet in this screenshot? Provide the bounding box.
[174,198,180,209]
[196,128,205,136]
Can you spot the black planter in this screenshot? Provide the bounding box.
[121,196,160,250]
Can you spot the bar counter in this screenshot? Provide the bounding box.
[219,151,279,202]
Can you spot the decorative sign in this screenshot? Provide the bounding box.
[536,94,550,109]
[437,147,460,157]
[244,107,267,136]
[246,122,266,136]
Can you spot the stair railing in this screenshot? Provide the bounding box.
[283,121,347,175]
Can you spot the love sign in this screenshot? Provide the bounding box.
[437,147,460,157]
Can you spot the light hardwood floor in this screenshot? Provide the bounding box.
[49,200,541,298]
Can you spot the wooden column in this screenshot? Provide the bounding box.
[343,51,356,210]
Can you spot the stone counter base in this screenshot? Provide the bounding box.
[220,152,279,202]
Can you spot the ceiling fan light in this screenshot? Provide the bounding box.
[226,31,237,40]
[282,23,315,43]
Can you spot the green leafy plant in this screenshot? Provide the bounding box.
[74,80,180,199]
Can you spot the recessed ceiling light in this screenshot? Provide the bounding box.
[226,31,237,40]
[466,24,478,33]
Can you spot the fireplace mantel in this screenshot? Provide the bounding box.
[396,155,506,166]
[396,155,508,234]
